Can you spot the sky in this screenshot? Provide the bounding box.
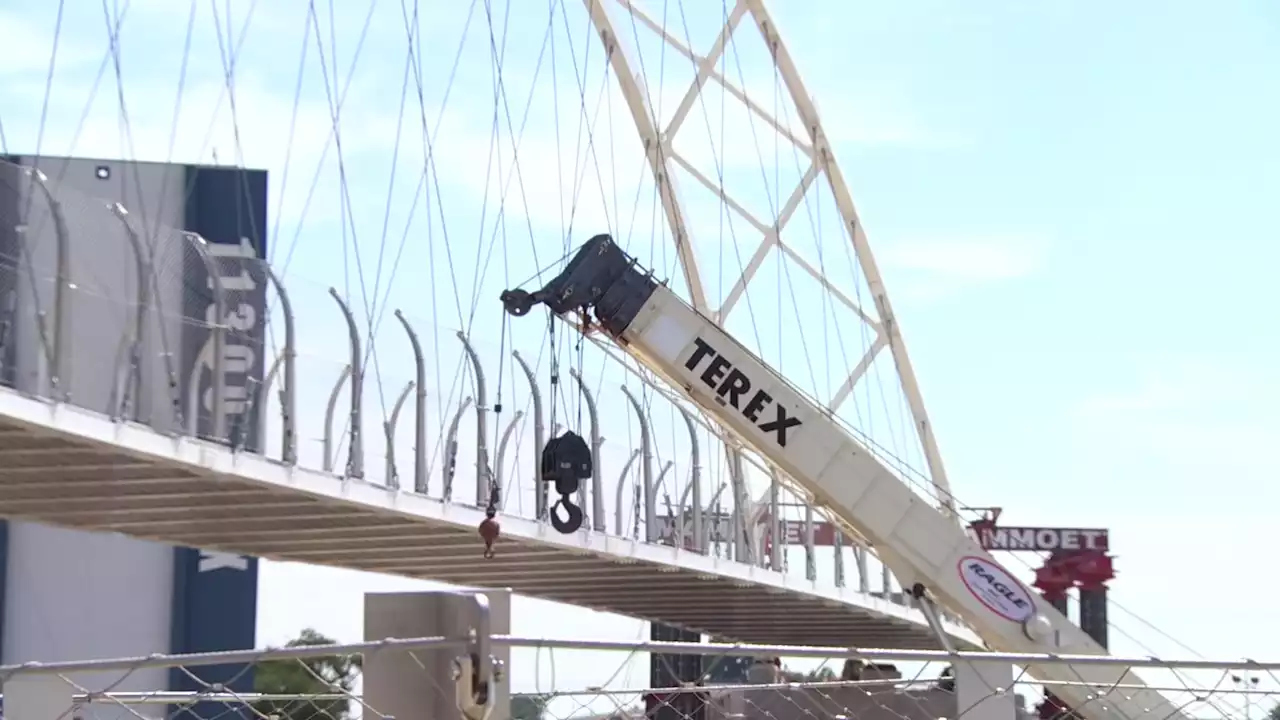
[1,0,1279,715]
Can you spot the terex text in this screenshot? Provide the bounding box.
[684,337,802,447]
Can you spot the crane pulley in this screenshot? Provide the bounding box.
[540,431,592,533]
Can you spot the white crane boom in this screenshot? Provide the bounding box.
[501,235,1184,720]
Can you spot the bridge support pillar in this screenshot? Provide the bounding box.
[363,589,511,720]
[955,659,1017,720]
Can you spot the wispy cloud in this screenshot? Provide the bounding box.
[1071,359,1280,474]
[819,94,965,150]
[876,232,1051,301]
[0,9,100,79]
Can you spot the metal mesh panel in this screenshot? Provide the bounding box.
[0,158,279,451]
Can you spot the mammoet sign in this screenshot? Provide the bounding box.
[973,526,1110,553]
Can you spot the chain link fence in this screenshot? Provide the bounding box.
[3,631,1278,720]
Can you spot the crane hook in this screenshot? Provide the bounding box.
[540,431,592,536]
[550,497,584,534]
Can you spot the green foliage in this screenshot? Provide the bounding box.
[253,628,362,720]
[1267,701,1280,720]
[511,693,551,720]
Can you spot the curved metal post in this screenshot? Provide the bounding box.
[107,337,130,420]
[619,386,656,542]
[394,310,428,494]
[444,397,474,502]
[768,469,783,572]
[706,482,729,557]
[29,169,70,400]
[675,474,700,550]
[262,352,283,405]
[264,265,297,464]
[713,496,725,558]
[511,351,546,519]
[109,203,151,422]
[728,447,751,563]
[383,381,415,489]
[322,365,352,473]
[184,233,226,440]
[654,461,673,512]
[0,291,14,375]
[804,502,817,581]
[494,410,525,500]
[677,408,703,553]
[568,368,604,531]
[857,547,871,593]
[258,352,284,454]
[780,518,791,571]
[456,332,492,508]
[328,288,364,478]
[834,532,846,588]
[613,449,641,536]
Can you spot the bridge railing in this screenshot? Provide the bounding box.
[0,157,904,602]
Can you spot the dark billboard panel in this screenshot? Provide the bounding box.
[170,165,268,715]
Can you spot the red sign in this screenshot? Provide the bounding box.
[974,526,1109,553]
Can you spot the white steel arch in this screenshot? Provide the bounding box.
[589,0,955,514]
[584,0,710,314]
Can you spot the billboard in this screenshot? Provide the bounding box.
[169,165,267,713]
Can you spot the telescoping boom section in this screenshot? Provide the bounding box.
[501,235,1183,720]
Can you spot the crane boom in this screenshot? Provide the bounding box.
[501,235,1182,720]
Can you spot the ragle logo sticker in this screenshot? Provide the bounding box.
[958,555,1034,623]
[684,337,802,447]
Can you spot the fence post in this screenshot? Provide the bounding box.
[363,590,510,720]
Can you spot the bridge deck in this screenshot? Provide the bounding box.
[0,388,978,649]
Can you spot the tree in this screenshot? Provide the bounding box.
[511,693,551,720]
[253,628,362,720]
[1267,701,1280,720]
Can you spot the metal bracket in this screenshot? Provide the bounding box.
[910,582,956,654]
[451,593,504,720]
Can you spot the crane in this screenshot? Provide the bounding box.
[501,233,1181,720]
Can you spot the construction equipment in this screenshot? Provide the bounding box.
[501,233,1180,720]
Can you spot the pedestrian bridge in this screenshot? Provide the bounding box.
[0,386,978,649]
[0,159,978,651]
